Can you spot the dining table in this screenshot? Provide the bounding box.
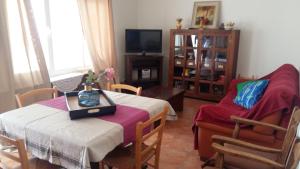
[0,90,177,169]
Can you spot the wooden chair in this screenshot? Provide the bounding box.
[102,106,169,169]
[286,139,300,169]
[107,83,142,96]
[237,74,255,80]
[0,135,59,169]
[204,106,300,169]
[15,86,58,107]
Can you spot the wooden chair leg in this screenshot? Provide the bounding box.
[201,153,217,168]
[215,153,224,169]
[154,152,160,169]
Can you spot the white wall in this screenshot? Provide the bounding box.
[112,0,137,82]
[113,0,300,82]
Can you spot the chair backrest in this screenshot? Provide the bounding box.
[237,74,255,80]
[108,83,142,96]
[286,138,300,169]
[15,86,58,107]
[134,106,168,169]
[0,135,30,169]
[280,106,300,164]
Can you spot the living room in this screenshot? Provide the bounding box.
[0,0,300,169]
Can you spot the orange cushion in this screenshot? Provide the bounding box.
[198,122,276,144]
[252,111,282,135]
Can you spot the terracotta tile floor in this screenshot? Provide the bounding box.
[157,97,214,169]
[101,97,214,169]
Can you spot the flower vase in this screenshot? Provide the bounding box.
[78,83,100,107]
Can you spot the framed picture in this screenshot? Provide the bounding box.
[191,1,220,29]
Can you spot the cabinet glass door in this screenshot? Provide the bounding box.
[213,35,229,96]
[174,34,184,47]
[174,48,184,59]
[202,36,213,49]
[214,35,228,84]
[215,36,228,48]
[173,34,185,88]
[186,35,198,48]
[185,34,198,69]
[174,34,185,69]
[200,50,212,80]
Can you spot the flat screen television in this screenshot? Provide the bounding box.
[125,29,162,54]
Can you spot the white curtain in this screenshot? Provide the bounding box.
[77,0,118,82]
[0,0,51,112]
[0,0,16,112]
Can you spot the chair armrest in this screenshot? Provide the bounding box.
[212,143,284,169]
[212,135,282,153]
[231,115,287,132]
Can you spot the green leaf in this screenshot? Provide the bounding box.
[85,70,97,83]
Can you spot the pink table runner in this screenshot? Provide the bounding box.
[39,96,149,145]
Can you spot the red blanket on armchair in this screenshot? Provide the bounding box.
[193,64,300,149]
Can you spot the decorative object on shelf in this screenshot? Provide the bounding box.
[187,59,195,66]
[78,70,100,107]
[191,1,220,29]
[176,18,183,29]
[224,21,235,30]
[187,52,194,59]
[184,69,190,77]
[141,69,151,79]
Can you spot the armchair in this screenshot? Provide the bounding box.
[204,106,300,169]
[194,64,300,159]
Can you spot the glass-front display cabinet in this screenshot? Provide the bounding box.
[169,29,240,101]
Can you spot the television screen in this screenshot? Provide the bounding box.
[125,29,162,53]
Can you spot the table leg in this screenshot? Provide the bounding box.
[168,92,184,112]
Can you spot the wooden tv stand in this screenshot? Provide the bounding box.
[125,54,163,89]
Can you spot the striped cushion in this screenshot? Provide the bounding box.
[234,80,269,109]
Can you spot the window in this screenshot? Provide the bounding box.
[31,0,92,77]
